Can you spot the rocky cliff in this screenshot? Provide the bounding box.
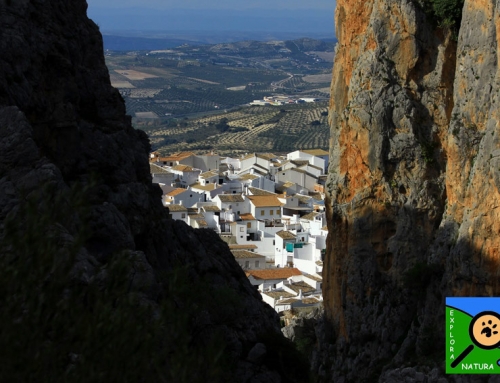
[320,0,500,381]
[0,1,307,381]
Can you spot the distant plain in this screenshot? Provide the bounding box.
[104,37,334,155]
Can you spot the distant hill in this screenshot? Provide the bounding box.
[102,35,337,53]
[102,35,205,51]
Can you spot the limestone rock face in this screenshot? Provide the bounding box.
[321,0,500,380]
[0,1,292,381]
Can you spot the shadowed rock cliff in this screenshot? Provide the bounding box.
[319,0,500,381]
[0,1,308,381]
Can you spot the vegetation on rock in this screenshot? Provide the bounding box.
[417,0,465,39]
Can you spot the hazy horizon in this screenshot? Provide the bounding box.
[86,2,336,40]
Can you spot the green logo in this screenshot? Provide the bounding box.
[446,298,500,374]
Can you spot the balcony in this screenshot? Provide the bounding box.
[264,219,285,228]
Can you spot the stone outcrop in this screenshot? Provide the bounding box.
[320,0,500,381]
[0,1,304,381]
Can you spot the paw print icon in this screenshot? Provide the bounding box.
[451,311,500,368]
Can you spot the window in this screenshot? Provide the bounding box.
[247,222,251,228]
[255,261,259,268]
[270,210,274,216]
[245,261,249,268]
[261,210,265,216]
[273,240,275,245]
[240,227,244,232]
[181,213,186,218]
[276,209,280,215]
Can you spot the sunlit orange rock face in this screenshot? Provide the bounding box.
[320,0,500,380]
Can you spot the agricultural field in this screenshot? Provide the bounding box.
[104,37,334,154]
[146,101,330,156]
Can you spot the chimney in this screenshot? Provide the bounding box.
[298,289,302,299]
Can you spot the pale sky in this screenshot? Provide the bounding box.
[86,0,336,35]
[87,0,334,10]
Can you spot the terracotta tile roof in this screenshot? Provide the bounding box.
[247,195,283,207]
[242,153,275,161]
[321,225,328,231]
[166,188,186,197]
[229,244,258,250]
[231,250,265,259]
[196,219,208,227]
[200,170,219,178]
[240,163,269,174]
[257,153,277,161]
[276,230,296,240]
[153,152,195,163]
[191,183,218,191]
[238,173,259,181]
[290,160,309,167]
[300,212,319,221]
[316,260,323,266]
[246,268,302,280]
[247,187,276,196]
[239,213,256,220]
[165,151,196,161]
[240,167,268,176]
[262,291,295,299]
[188,213,204,219]
[276,298,299,305]
[168,204,187,212]
[150,163,171,174]
[217,194,245,203]
[172,164,196,172]
[303,273,322,282]
[286,281,315,294]
[241,153,255,161]
[302,149,329,156]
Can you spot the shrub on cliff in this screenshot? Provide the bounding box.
[417,0,465,39]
